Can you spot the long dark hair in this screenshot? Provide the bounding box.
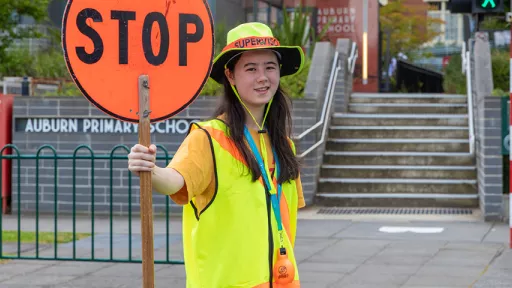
[212,54,300,184]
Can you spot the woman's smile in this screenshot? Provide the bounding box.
[254,86,270,94]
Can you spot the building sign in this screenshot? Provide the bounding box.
[318,7,356,34]
[316,0,379,93]
[15,118,198,134]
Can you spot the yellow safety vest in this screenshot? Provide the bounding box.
[182,119,301,288]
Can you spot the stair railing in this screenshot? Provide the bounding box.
[348,42,358,74]
[461,42,475,155]
[294,43,357,158]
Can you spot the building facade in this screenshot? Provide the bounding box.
[424,0,466,46]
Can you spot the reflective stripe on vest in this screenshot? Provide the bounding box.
[182,119,300,288]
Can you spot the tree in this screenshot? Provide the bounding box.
[0,0,49,63]
[380,0,443,59]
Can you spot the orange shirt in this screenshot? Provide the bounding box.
[167,122,305,214]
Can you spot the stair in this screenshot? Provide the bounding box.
[316,93,478,208]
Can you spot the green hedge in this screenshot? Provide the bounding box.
[490,49,509,96]
[443,48,509,96]
[442,53,466,94]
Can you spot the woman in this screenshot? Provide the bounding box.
[128,22,306,287]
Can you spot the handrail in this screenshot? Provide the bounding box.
[462,42,475,155]
[347,42,358,74]
[295,55,341,158]
[294,51,340,142]
[294,41,358,158]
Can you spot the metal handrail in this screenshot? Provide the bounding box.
[294,42,358,158]
[295,56,340,158]
[462,42,475,155]
[347,42,358,74]
[294,51,340,142]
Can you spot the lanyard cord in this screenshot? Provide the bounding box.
[243,127,285,248]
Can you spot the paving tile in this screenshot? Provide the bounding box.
[333,272,409,287]
[403,275,477,287]
[351,264,421,276]
[89,263,144,277]
[154,264,186,278]
[364,255,432,266]
[298,270,344,285]
[414,265,486,277]
[0,274,76,286]
[31,261,112,276]
[424,250,496,267]
[0,263,47,275]
[298,262,358,274]
[58,276,141,288]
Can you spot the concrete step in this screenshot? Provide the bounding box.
[326,138,469,152]
[320,92,476,209]
[351,93,467,104]
[314,193,479,208]
[321,165,477,179]
[349,103,468,114]
[332,113,469,127]
[323,151,475,166]
[317,178,478,194]
[329,126,469,139]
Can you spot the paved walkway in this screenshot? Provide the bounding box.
[0,208,511,287]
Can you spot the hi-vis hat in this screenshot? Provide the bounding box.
[210,22,305,84]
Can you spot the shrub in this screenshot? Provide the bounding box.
[442,54,466,94]
[0,48,34,77]
[199,78,223,96]
[280,56,311,98]
[491,48,509,94]
[32,48,69,79]
[442,48,509,96]
[43,81,81,97]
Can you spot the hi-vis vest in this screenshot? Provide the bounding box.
[182,119,301,288]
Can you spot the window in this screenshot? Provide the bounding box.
[444,13,459,43]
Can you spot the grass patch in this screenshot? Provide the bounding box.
[2,231,91,244]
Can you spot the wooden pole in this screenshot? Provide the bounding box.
[138,75,155,287]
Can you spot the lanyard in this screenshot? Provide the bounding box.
[243,127,285,243]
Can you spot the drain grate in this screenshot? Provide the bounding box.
[317,207,473,215]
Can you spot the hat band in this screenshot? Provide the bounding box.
[222,36,280,52]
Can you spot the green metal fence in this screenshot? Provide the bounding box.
[0,144,183,264]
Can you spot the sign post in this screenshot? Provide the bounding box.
[138,75,154,286]
[62,0,214,285]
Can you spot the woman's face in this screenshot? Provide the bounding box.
[225,49,280,109]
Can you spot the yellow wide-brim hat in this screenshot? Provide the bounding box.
[210,22,305,84]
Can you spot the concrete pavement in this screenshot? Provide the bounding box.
[0,207,510,287]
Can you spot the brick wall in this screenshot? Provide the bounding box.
[471,32,504,221]
[9,95,319,216]
[475,96,504,221]
[298,42,335,204]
